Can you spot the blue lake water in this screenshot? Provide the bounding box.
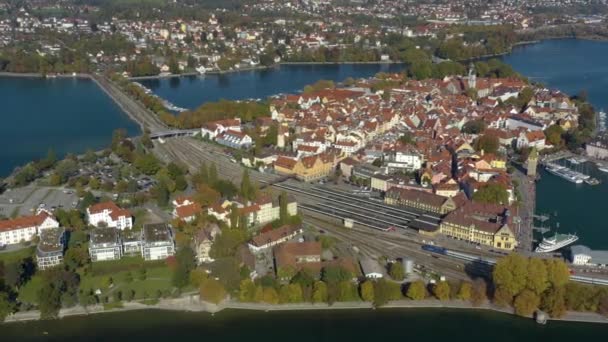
[503,39,608,249]
[0,77,139,176]
[139,64,404,109]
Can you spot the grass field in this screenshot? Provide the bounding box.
[0,246,35,263]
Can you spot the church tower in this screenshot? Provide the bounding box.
[468,62,476,89]
[527,147,539,177]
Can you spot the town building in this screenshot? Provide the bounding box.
[359,257,385,279]
[274,242,322,277]
[172,196,202,223]
[439,202,517,251]
[86,201,133,230]
[385,188,461,214]
[36,227,65,270]
[248,224,303,252]
[89,228,123,262]
[193,223,221,264]
[586,138,608,160]
[274,153,336,182]
[122,230,143,255]
[570,245,608,267]
[141,223,175,261]
[0,210,59,246]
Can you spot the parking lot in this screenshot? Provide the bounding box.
[0,186,79,217]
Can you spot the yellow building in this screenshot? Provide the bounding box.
[274,153,335,182]
[439,202,517,251]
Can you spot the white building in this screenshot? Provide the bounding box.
[241,195,298,227]
[86,201,133,230]
[141,223,175,261]
[386,150,423,172]
[359,257,385,279]
[89,228,123,262]
[36,227,65,270]
[0,210,59,246]
[570,245,608,267]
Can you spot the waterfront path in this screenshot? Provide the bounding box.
[5,296,607,324]
[91,74,168,133]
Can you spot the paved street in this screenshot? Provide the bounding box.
[511,166,535,254]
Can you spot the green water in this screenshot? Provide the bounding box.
[0,309,606,341]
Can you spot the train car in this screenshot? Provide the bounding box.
[421,244,447,255]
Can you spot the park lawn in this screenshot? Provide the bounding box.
[80,263,174,300]
[18,274,44,305]
[0,247,35,263]
[90,256,166,276]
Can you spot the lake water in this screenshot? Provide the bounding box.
[0,308,606,341]
[503,39,608,249]
[0,77,139,176]
[139,63,404,109]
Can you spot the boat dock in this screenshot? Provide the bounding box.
[544,162,589,184]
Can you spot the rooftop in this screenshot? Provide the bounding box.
[37,227,64,254]
[143,223,173,243]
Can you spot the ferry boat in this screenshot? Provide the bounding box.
[535,233,578,253]
[545,164,583,184]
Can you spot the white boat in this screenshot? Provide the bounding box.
[598,166,608,173]
[535,233,578,253]
[196,66,206,75]
[568,157,581,165]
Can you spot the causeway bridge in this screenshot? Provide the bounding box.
[150,129,200,140]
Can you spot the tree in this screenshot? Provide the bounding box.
[389,262,405,281]
[406,281,427,300]
[493,286,514,307]
[474,134,499,154]
[154,181,170,207]
[4,261,24,289]
[312,281,328,303]
[239,279,257,302]
[472,183,510,205]
[208,163,218,185]
[64,247,89,270]
[279,191,289,224]
[373,279,402,307]
[280,283,303,303]
[38,281,62,319]
[541,286,567,318]
[134,154,161,175]
[262,287,279,304]
[526,258,549,295]
[199,278,226,304]
[433,281,451,301]
[471,278,487,306]
[0,292,14,322]
[457,281,472,301]
[513,289,540,317]
[544,125,564,147]
[172,246,196,288]
[462,120,486,134]
[546,259,570,289]
[240,169,252,200]
[321,266,352,284]
[493,254,529,297]
[360,281,375,302]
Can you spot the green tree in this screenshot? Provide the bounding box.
[493,254,529,297]
[433,281,451,301]
[4,262,24,289]
[240,169,252,200]
[472,183,510,205]
[406,281,427,300]
[154,181,170,207]
[360,281,375,302]
[279,191,289,224]
[462,120,486,134]
[0,292,14,322]
[134,154,161,175]
[544,125,564,147]
[513,289,540,317]
[474,133,500,154]
[208,163,218,185]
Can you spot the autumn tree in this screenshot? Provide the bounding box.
[541,286,567,318]
[471,278,488,306]
[526,258,549,295]
[389,262,405,281]
[406,281,427,300]
[474,133,500,154]
[493,253,529,297]
[513,289,540,317]
[433,281,451,301]
[360,281,375,302]
[199,278,227,304]
[312,281,328,303]
[457,281,472,301]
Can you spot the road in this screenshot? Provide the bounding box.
[511,165,535,254]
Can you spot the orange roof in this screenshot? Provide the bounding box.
[176,203,202,219]
[0,211,53,232]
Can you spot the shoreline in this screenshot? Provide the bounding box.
[3,296,607,325]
